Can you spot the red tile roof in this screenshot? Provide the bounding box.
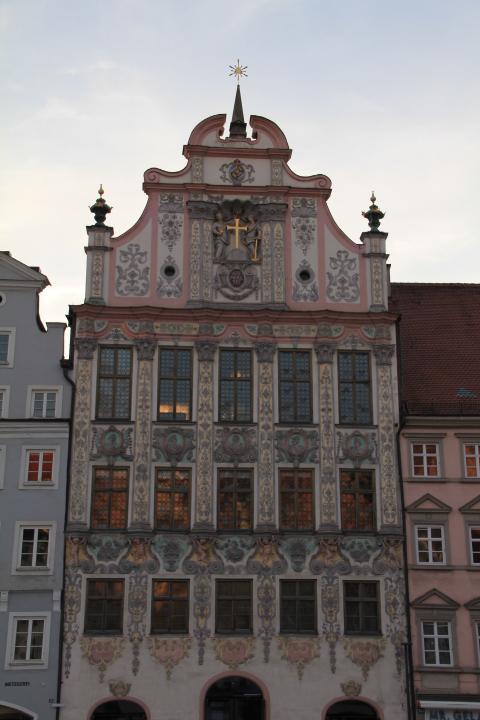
[389,283,480,415]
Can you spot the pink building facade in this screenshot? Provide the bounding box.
[392,284,480,720]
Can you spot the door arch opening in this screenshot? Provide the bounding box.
[0,706,34,720]
[90,700,147,720]
[205,676,264,720]
[326,700,379,720]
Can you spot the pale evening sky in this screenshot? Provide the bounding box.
[1,0,479,327]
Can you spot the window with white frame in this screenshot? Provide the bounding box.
[0,387,8,417]
[31,390,58,418]
[422,620,452,665]
[7,614,49,667]
[0,329,15,367]
[24,449,55,485]
[470,527,480,565]
[412,443,440,477]
[415,526,446,564]
[15,524,53,571]
[464,444,480,478]
[0,446,6,489]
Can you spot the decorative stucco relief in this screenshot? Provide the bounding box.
[190,220,201,300]
[374,345,399,527]
[194,342,216,528]
[214,426,257,465]
[273,324,317,337]
[341,680,362,697]
[127,572,148,676]
[159,193,183,213]
[261,222,272,302]
[69,343,95,526]
[219,158,255,185]
[156,255,183,298]
[271,159,283,185]
[90,251,104,300]
[147,637,192,679]
[275,428,319,466]
[116,243,150,296]
[293,259,319,302]
[202,221,213,301]
[316,350,337,528]
[326,250,359,303]
[192,157,203,183]
[159,213,183,252]
[291,198,317,217]
[273,222,284,302]
[278,637,320,680]
[336,430,377,467]
[256,343,276,528]
[317,323,344,339]
[109,679,131,697]
[212,637,256,670]
[292,217,316,256]
[370,257,385,308]
[90,425,134,464]
[80,636,126,683]
[152,426,195,465]
[131,341,155,529]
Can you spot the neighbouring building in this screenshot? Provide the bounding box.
[61,87,408,720]
[0,252,72,720]
[392,283,480,720]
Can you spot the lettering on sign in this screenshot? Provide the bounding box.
[428,710,480,720]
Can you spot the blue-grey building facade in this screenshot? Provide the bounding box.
[0,252,72,720]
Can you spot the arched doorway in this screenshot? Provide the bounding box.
[205,676,264,720]
[90,700,146,720]
[326,700,378,720]
[0,705,34,720]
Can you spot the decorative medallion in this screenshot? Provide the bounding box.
[90,425,134,464]
[152,426,195,465]
[219,158,255,186]
[336,430,377,467]
[343,638,385,680]
[147,637,192,679]
[214,426,257,465]
[212,637,256,670]
[341,680,362,697]
[275,428,319,466]
[80,637,125,682]
[108,679,131,697]
[278,637,320,679]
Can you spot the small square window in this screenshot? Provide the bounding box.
[344,581,381,635]
[25,450,55,484]
[421,620,452,666]
[411,443,440,478]
[31,391,58,418]
[464,444,480,478]
[151,580,189,634]
[415,526,445,564]
[280,580,317,634]
[215,580,252,634]
[84,579,124,635]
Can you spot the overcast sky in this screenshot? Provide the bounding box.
[1,0,479,326]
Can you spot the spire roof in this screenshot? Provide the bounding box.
[228,85,247,139]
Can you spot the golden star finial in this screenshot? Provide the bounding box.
[228,59,248,84]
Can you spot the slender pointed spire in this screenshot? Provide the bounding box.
[228,84,247,139]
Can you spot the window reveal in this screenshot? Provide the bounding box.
[26,450,54,483]
[19,527,50,568]
[13,618,45,662]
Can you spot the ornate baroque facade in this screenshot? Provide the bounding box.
[61,90,407,720]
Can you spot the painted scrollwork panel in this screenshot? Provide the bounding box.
[214,426,257,465]
[278,637,320,680]
[116,243,150,296]
[326,250,360,303]
[152,426,195,465]
[275,428,319,466]
[90,425,134,464]
[147,637,192,679]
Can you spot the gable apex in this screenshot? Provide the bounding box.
[459,495,480,514]
[0,251,50,289]
[411,588,460,609]
[406,493,452,514]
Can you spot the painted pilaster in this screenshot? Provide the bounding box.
[194,341,217,530]
[131,339,156,529]
[255,342,276,530]
[85,226,113,304]
[273,222,285,302]
[68,338,97,528]
[315,343,338,529]
[373,344,400,529]
[361,231,388,312]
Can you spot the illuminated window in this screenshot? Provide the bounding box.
[154,468,190,530]
[151,580,189,634]
[96,346,132,420]
[464,444,480,478]
[25,450,54,484]
[412,443,440,477]
[422,621,452,666]
[279,468,314,530]
[158,348,192,421]
[340,469,375,531]
[217,468,252,530]
[415,526,445,564]
[338,351,372,425]
[278,350,312,423]
[219,349,252,423]
[91,468,129,530]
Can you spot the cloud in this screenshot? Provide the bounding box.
[36,97,82,120]
[59,60,119,76]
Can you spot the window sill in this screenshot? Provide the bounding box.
[7,661,46,670]
[150,631,191,636]
[214,632,254,637]
[83,631,124,637]
[343,632,383,638]
[279,631,318,636]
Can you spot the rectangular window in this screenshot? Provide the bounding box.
[215,580,252,634]
[344,581,380,635]
[158,348,192,421]
[155,468,190,530]
[18,527,51,569]
[422,620,452,665]
[470,527,480,565]
[415,526,445,564]
[0,333,9,363]
[219,349,252,423]
[217,468,253,530]
[278,350,312,423]
[280,580,317,634]
[464,444,480,478]
[0,389,4,417]
[12,617,46,662]
[279,468,314,530]
[412,443,439,477]
[84,579,124,635]
[0,329,15,367]
[25,450,54,484]
[340,469,375,531]
[338,351,372,425]
[96,346,132,420]
[151,580,189,634]
[91,468,129,530]
[31,391,57,418]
